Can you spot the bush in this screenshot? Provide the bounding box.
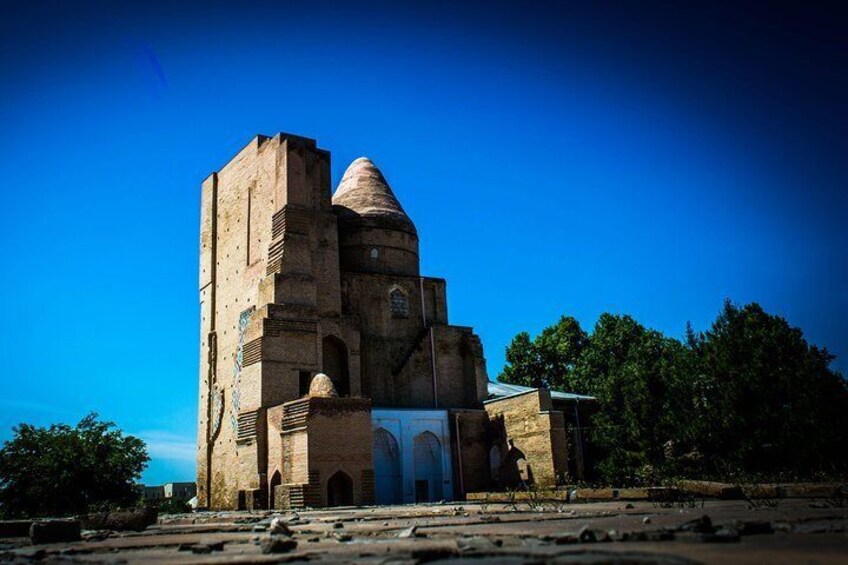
[153,497,191,515]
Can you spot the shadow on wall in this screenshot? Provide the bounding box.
[488,416,533,490]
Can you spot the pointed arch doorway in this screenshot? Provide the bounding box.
[413,431,443,502]
[373,427,402,505]
[327,470,353,507]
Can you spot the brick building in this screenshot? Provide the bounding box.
[197,133,593,509]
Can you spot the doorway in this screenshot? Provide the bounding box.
[413,431,443,502]
[373,428,402,505]
[327,470,353,506]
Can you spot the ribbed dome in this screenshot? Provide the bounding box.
[332,157,415,233]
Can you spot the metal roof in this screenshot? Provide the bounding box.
[486,380,595,402]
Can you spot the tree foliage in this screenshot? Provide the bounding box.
[688,301,848,479]
[0,413,149,518]
[500,316,588,391]
[574,314,696,484]
[498,301,848,484]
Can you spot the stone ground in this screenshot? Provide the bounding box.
[1,499,846,564]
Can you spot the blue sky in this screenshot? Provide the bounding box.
[1,1,846,484]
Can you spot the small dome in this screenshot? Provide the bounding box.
[309,373,338,398]
[332,157,416,234]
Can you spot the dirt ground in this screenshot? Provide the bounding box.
[2,499,846,564]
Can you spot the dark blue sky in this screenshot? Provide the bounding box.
[1,1,846,484]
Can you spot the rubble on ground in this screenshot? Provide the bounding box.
[0,499,845,563]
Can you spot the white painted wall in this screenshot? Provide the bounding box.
[372,409,454,504]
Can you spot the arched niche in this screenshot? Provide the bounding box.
[373,428,402,505]
[489,445,502,485]
[268,470,282,509]
[389,286,410,319]
[327,470,354,507]
[322,335,350,397]
[413,431,443,502]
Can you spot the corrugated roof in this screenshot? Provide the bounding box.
[486,380,595,402]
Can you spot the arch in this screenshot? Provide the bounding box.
[322,335,350,397]
[489,445,502,484]
[413,431,443,502]
[326,470,354,507]
[373,428,402,505]
[389,287,409,319]
[268,470,282,510]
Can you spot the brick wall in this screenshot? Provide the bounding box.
[484,390,568,488]
[277,397,373,508]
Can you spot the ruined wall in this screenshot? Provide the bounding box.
[198,135,282,509]
[197,134,345,509]
[484,390,568,488]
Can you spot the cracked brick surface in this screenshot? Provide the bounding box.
[3,499,847,563]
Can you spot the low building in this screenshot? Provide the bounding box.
[484,381,596,482]
[163,482,197,501]
[140,485,164,501]
[137,483,197,502]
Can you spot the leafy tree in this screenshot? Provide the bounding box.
[575,314,696,484]
[0,413,149,518]
[496,300,848,485]
[690,300,848,479]
[536,316,590,390]
[500,331,542,388]
[499,316,588,391]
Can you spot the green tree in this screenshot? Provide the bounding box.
[499,331,542,388]
[0,413,149,518]
[499,316,588,391]
[576,314,695,484]
[691,300,848,479]
[496,301,848,485]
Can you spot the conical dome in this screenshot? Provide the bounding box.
[333,157,420,276]
[332,157,416,234]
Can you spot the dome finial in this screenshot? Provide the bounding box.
[309,373,338,398]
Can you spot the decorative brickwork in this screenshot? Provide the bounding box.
[236,410,260,444]
[272,205,311,238]
[264,318,317,336]
[266,239,285,275]
[282,399,309,430]
[242,338,262,367]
